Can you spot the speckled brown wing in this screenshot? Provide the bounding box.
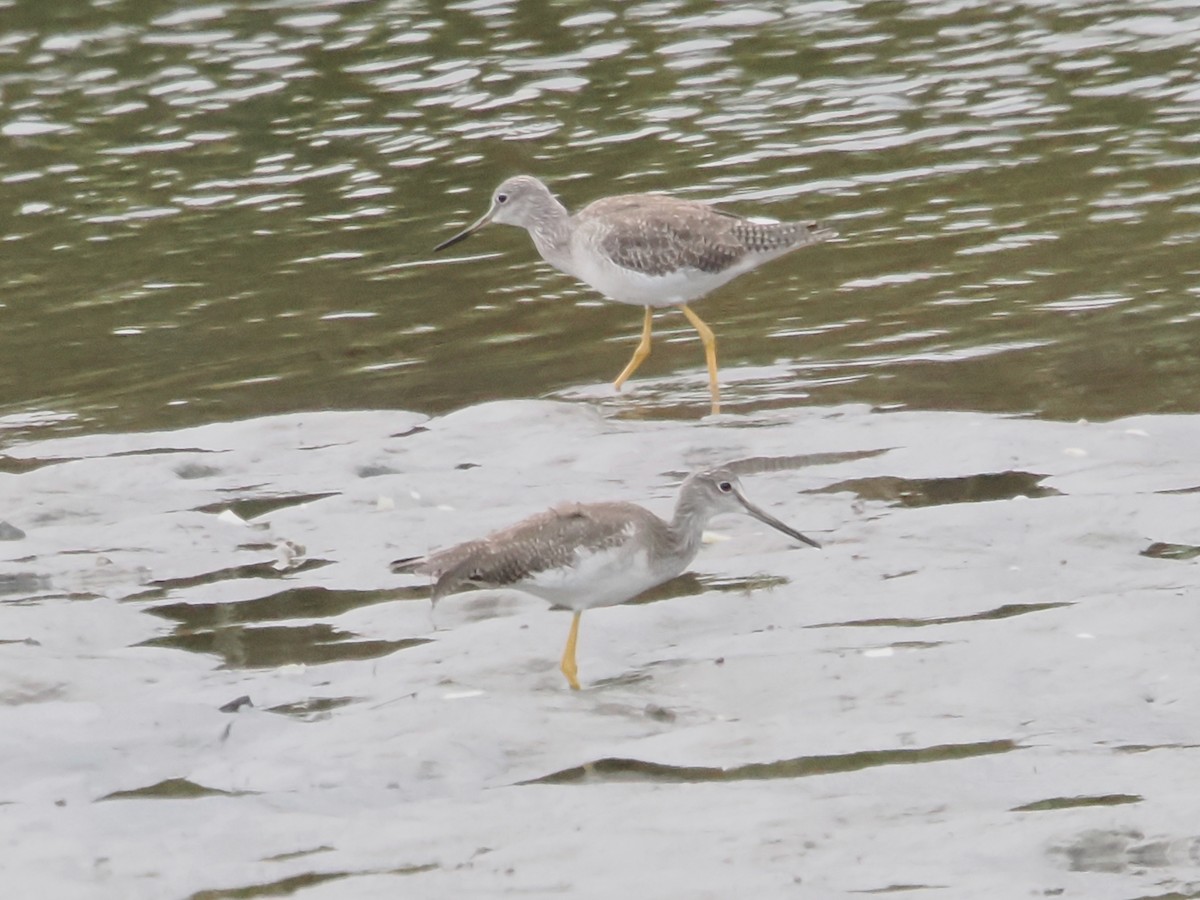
[402,502,641,601]
[585,194,833,277]
[585,196,745,276]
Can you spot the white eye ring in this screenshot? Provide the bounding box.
[496,193,509,204]
[717,481,733,493]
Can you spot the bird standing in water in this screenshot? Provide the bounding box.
[433,176,835,415]
[391,467,820,690]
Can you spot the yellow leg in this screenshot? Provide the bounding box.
[680,304,720,415]
[560,611,582,690]
[613,307,653,392]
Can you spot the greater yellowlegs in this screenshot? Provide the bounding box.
[433,176,835,415]
[391,466,820,690]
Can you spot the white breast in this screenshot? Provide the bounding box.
[568,249,745,307]
[519,544,667,611]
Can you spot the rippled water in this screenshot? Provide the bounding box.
[4,3,1200,897]
[2,0,1199,440]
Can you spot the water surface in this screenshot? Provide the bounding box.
[2,0,1198,439]
[3,2,1200,897]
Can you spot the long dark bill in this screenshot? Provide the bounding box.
[735,489,822,549]
[433,207,495,252]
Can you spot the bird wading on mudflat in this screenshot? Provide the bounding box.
[433,176,836,415]
[391,466,821,690]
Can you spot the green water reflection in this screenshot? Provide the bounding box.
[1,1,1198,440]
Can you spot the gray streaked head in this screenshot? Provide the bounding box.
[487,176,557,227]
[680,466,821,549]
[433,175,559,252]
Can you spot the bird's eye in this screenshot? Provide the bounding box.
[496,193,509,204]
[717,481,733,493]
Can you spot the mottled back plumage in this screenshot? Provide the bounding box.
[431,175,836,414]
[581,194,834,278]
[394,501,656,602]
[390,467,821,689]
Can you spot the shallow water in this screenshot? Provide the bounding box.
[3,1,1200,898]
[2,0,1200,439]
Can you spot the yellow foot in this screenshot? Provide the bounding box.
[613,307,653,392]
[561,661,581,691]
[560,611,582,690]
[680,304,720,415]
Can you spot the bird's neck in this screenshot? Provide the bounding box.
[668,495,713,561]
[527,198,574,271]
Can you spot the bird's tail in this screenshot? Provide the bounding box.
[733,219,836,254]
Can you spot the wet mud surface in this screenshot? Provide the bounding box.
[3,401,1198,897]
